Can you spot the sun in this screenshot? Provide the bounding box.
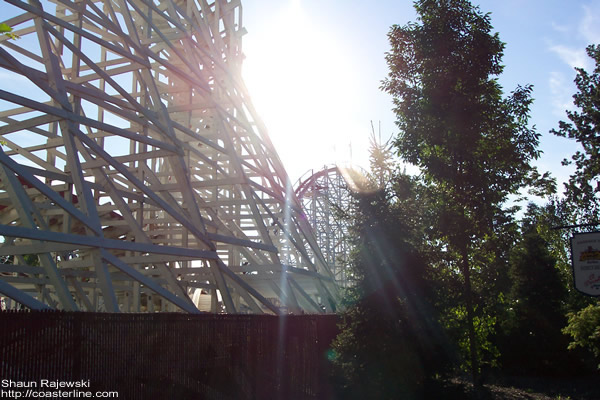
[242,1,359,179]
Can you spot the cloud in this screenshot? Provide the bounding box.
[550,21,570,34]
[549,71,575,117]
[0,70,28,82]
[548,45,593,70]
[579,4,600,43]
[548,2,600,71]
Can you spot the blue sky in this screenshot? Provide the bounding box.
[241,0,600,190]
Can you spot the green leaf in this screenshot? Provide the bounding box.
[0,23,20,40]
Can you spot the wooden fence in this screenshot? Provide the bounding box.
[0,311,340,400]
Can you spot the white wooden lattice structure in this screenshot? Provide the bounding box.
[0,0,338,313]
[295,166,352,288]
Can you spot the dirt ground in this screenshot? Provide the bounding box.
[428,375,600,400]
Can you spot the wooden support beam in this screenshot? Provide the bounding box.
[0,279,52,310]
[0,0,339,313]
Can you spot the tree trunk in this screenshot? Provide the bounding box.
[460,242,480,386]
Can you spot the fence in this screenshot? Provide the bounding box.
[0,311,340,400]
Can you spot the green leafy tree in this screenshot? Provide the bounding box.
[563,302,600,369]
[441,209,520,374]
[381,0,553,383]
[331,156,450,398]
[524,199,596,312]
[368,122,395,190]
[552,44,600,221]
[500,208,571,374]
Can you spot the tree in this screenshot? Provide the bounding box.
[331,145,450,398]
[552,44,600,221]
[368,122,395,190]
[381,0,553,383]
[563,302,600,370]
[500,207,571,374]
[522,199,596,313]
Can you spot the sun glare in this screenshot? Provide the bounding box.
[242,1,359,179]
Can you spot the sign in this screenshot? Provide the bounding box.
[570,232,600,297]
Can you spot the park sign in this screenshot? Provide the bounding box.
[570,232,600,297]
